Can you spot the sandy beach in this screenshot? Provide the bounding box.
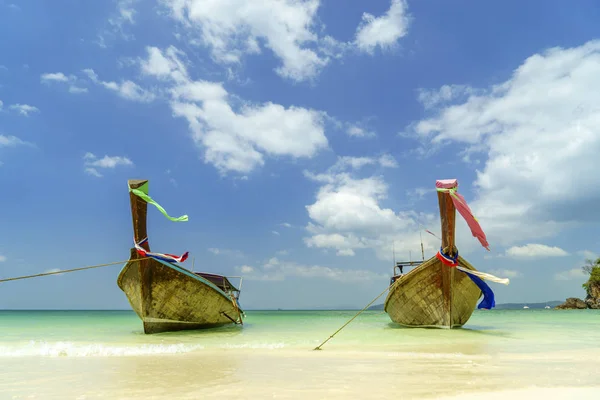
[2,348,600,399]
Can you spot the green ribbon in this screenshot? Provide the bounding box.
[129,182,188,222]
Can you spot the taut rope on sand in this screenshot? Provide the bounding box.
[313,281,397,351]
[0,258,150,283]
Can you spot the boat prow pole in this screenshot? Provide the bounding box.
[437,180,457,328]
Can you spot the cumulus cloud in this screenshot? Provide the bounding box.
[41,72,88,93]
[238,265,255,274]
[505,244,569,258]
[355,0,411,54]
[82,68,155,102]
[235,257,387,282]
[109,0,137,28]
[161,0,411,81]
[0,135,30,148]
[346,124,376,138]
[411,40,600,247]
[161,0,331,81]
[9,104,39,117]
[0,135,33,166]
[416,84,478,110]
[329,155,398,172]
[83,152,134,177]
[139,45,328,174]
[96,0,139,47]
[303,159,437,260]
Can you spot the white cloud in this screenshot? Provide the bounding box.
[207,248,245,258]
[0,100,3,110]
[235,257,387,282]
[69,86,89,94]
[0,254,6,262]
[41,72,88,94]
[139,46,328,174]
[554,268,587,281]
[83,68,154,102]
[41,72,70,82]
[303,161,437,260]
[272,230,280,236]
[9,104,39,116]
[505,244,569,258]
[346,124,376,138]
[406,187,430,201]
[162,0,331,82]
[411,40,600,247]
[378,154,398,168]
[96,0,139,47]
[281,222,293,228]
[0,134,30,147]
[417,84,478,110]
[239,265,255,274]
[330,154,398,171]
[83,152,133,178]
[355,0,411,54]
[109,0,137,28]
[488,269,522,279]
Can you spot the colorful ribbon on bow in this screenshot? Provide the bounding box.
[435,179,489,251]
[134,237,189,263]
[129,182,188,222]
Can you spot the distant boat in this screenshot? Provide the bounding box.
[523,306,530,309]
[545,305,551,309]
[117,179,244,334]
[384,179,509,329]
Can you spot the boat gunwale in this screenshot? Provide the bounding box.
[383,255,480,314]
[118,255,244,312]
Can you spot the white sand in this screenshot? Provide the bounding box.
[2,350,600,399]
[436,387,600,400]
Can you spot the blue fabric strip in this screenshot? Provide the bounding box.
[461,270,496,309]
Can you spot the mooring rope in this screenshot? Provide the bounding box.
[313,281,397,351]
[0,257,150,283]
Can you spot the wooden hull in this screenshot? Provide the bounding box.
[384,255,482,328]
[117,249,243,334]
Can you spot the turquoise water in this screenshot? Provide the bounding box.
[1,309,599,399]
[0,309,598,355]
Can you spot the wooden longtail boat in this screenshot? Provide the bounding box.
[384,178,497,328]
[117,179,244,334]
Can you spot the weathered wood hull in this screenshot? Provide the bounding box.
[117,249,243,334]
[384,255,482,328]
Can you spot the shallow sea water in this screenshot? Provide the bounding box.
[0,309,599,399]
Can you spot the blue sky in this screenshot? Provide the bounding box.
[1,0,600,310]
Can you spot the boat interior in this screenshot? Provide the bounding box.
[194,272,242,300]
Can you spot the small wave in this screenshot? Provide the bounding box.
[0,341,205,357]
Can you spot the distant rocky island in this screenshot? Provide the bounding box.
[556,258,600,309]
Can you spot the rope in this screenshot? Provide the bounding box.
[0,258,150,283]
[313,282,396,350]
